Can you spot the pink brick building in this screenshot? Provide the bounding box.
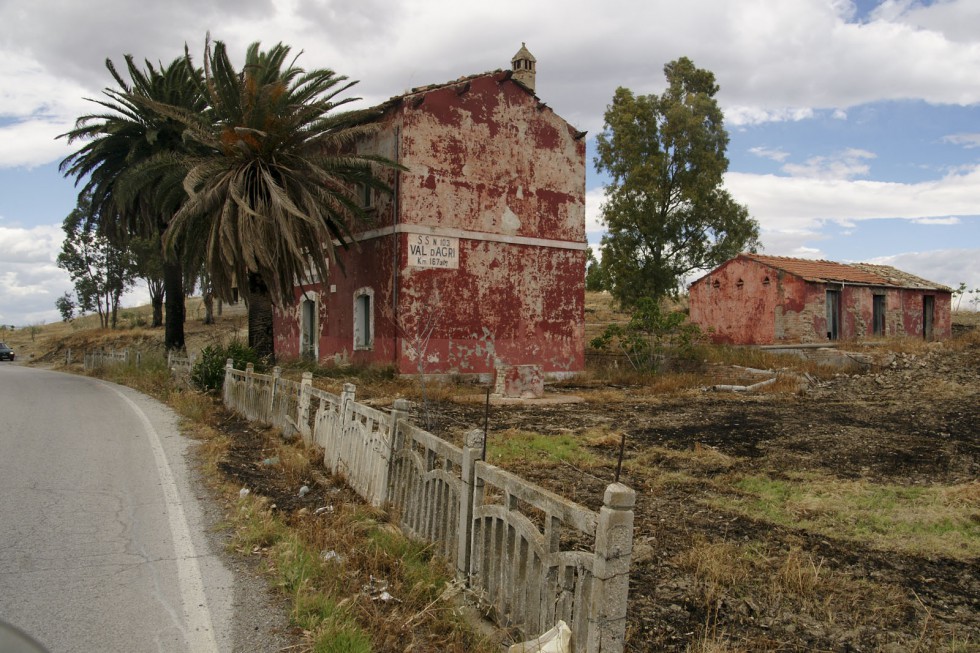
[689,254,952,345]
[273,46,587,378]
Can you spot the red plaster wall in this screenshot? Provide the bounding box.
[274,72,587,375]
[690,259,953,344]
[396,238,584,376]
[689,258,781,344]
[394,73,585,243]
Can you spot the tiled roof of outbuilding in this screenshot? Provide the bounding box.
[741,254,951,291]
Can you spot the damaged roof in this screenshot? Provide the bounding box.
[740,254,951,291]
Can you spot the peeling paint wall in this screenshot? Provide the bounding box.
[690,258,953,344]
[274,70,587,375]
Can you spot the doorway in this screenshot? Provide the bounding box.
[872,295,885,336]
[826,290,841,340]
[923,295,935,340]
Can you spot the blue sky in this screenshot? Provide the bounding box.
[1,0,978,325]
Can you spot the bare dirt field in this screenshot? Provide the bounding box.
[215,332,978,652]
[417,341,979,652]
[11,301,978,652]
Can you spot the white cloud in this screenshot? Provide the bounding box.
[726,164,980,230]
[942,132,980,149]
[870,0,980,44]
[0,225,70,324]
[1,0,979,170]
[726,107,814,127]
[585,187,605,235]
[782,148,877,180]
[749,146,791,163]
[912,217,961,225]
[0,224,153,325]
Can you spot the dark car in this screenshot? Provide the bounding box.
[0,342,14,361]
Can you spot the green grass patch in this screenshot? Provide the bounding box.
[717,475,979,560]
[487,429,602,468]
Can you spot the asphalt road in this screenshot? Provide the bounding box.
[0,364,238,652]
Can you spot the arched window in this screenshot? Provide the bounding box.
[353,287,374,350]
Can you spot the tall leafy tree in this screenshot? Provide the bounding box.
[60,55,206,350]
[151,38,395,360]
[57,195,138,328]
[128,234,166,327]
[595,57,760,307]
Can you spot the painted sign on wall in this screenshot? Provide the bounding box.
[408,233,459,269]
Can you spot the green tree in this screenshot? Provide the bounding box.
[589,297,701,372]
[60,55,206,350]
[128,234,166,327]
[595,58,760,307]
[57,195,138,328]
[585,248,607,292]
[55,292,77,322]
[152,38,396,360]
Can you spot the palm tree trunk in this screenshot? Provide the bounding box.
[148,279,164,328]
[202,291,214,325]
[163,259,185,351]
[247,272,275,361]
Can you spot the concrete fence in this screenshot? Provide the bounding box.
[222,360,634,652]
[83,347,140,371]
[80,348,194,377]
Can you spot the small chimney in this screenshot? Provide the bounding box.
[511,42,536,92]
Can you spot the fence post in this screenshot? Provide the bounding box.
[389,399,410,450]
[340,382,356,427]
[457,428,485,582]
[270,366,281,420]
[223,358,234,407]
[66,348,71,365]
[384,398,411,505]
[586,483,635,653]
[298,372,313,441]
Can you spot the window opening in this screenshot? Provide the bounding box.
[300,298,317,359]
[354,288,374,350]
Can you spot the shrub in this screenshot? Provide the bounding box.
[589,297,703,372]
[191,341,263,392]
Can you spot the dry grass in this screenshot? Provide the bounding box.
[674,536,911,648]
[624,443,737,478]
[714,475,980,560]
[209,424,499,653]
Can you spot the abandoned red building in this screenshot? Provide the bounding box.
[689,254,952,345]
[273,45,588,378]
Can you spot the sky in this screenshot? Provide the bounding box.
[1,0,978,325]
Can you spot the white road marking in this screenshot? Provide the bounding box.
[106,384,220,653]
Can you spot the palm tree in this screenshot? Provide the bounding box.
[153,38,395,360]
[60,55,206,350]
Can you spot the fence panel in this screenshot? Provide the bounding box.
[387,421,464,565]
[270,375,302,439]
[221,365,634,653]
[470,461,600,643]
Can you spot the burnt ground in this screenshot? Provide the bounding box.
[208,338,979,652]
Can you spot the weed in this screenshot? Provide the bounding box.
[720,475,980,559]
[487,429,602,468]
